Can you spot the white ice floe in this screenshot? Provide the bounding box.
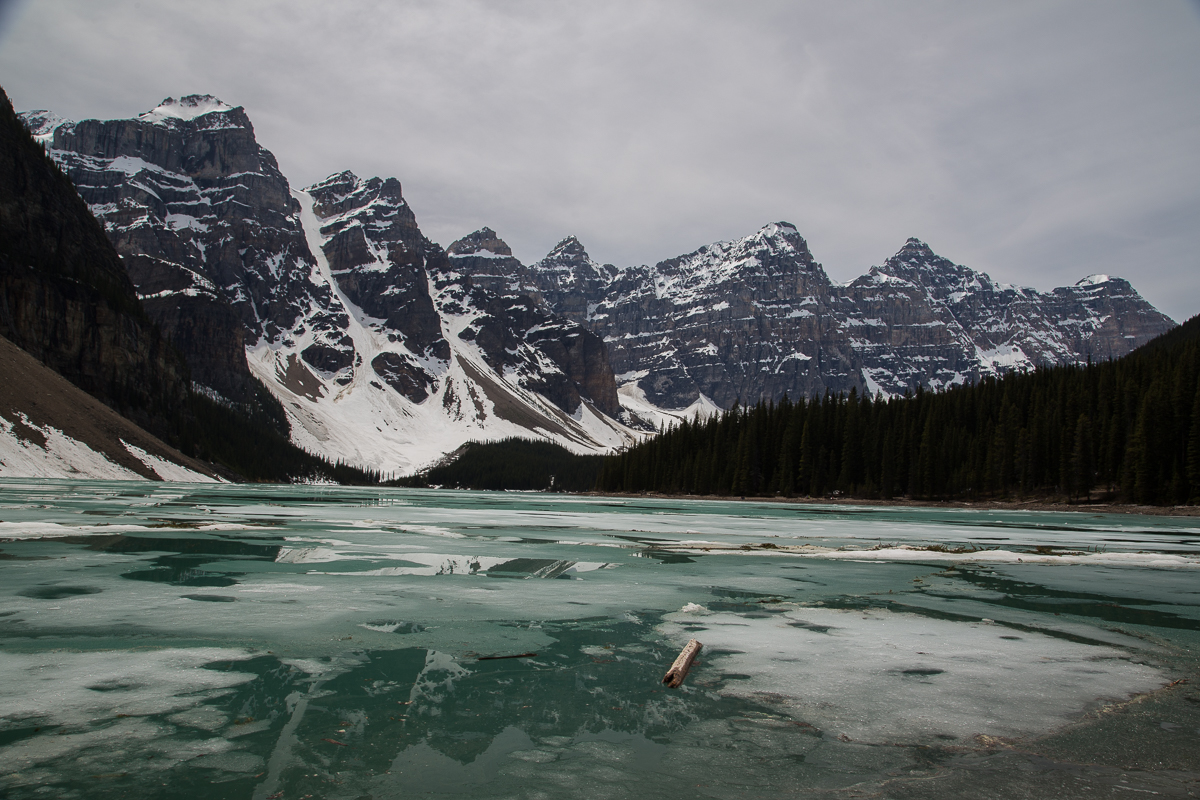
[802,545,1200,569]
[659,606,1167,744]
[0,647,255,770]
[296,549,611,578]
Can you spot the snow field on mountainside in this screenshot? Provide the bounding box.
[246,192,640,475]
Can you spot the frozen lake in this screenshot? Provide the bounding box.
[0,480,1197,799]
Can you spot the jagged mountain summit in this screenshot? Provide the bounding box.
[23,94,310,407]
[24,97,636,473]
[0,87,216,481]
[483,226,1173,409]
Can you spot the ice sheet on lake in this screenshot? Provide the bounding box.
[798,545,1200,569]
[659,606,1167,744]
[0,482,1196,798]
[0,648,255,730]
[0,647,256,777]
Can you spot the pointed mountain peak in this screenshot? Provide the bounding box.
[877,239,1001,296]
[305,171,363,205]
[747,221,808,252]
[897,237,935,257]
[759,221,799,236]
[533,236,617,284]
[370,176,404,201]
[1065,274,1136,295]
[545,236,591,262]
[308,170,359,191]
[19,110,72,142]
[448,227,513,257]
[884,238,956,273]
[140,95,237,124]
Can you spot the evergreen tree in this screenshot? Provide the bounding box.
[1069,414,1095,501]
[1190,385,1200,503]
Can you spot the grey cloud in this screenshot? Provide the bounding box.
[1,0,1196,320]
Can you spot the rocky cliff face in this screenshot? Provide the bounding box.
[24,98,634,472]
[1,90,189,435]
[840,238,1173,395]
[303,172,621,420]
[502,227,1175,412]
[24,96,318,407]
[445,228,617,417]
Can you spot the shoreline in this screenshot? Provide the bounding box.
[583,491,1200,518]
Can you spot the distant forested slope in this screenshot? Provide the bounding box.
[596,314,1200,505]
[397,438,604,492]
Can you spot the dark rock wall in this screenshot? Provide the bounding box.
[316,183,621,417]
[493,227,1176,410]
[33,96,316,405]
[308,171,453,372]
[0,87,188,432]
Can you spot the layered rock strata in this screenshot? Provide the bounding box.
[467,226,1175,409]
[1,89,188,435]
[25,98,633,472]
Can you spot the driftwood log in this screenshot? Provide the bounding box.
[662,639,703,688]
[477,652,537,661]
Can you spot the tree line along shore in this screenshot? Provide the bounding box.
[591,315,1200,506]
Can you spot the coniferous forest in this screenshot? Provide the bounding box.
[397,438,604,492]
[595,315,1200,505]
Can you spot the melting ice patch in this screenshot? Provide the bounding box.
[805,546,1200,569]
[659,607,1166,744]
[295,549,613,578]
[0,648,256,774]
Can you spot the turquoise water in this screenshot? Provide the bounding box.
[0,480,1197,799]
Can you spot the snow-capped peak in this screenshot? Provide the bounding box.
[744,221,806,252]
[897,237,935,256]
[759,221,798,237]
[20,110,72,143]
[140,95,235,123]
[447,227,513,257]
[309,170,359,191]
[1076,274,1111,287]
[305,171,362,207]
[546,236,590,261]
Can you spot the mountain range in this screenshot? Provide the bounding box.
[17,94,1176,474]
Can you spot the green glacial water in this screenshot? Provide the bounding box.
[0,479,1198,799]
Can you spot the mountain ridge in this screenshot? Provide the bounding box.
[23,97,640,473]
[21,94,1176,472]
[457,222,1174,410]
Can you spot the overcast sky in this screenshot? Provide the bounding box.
[1,0,1197,321]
